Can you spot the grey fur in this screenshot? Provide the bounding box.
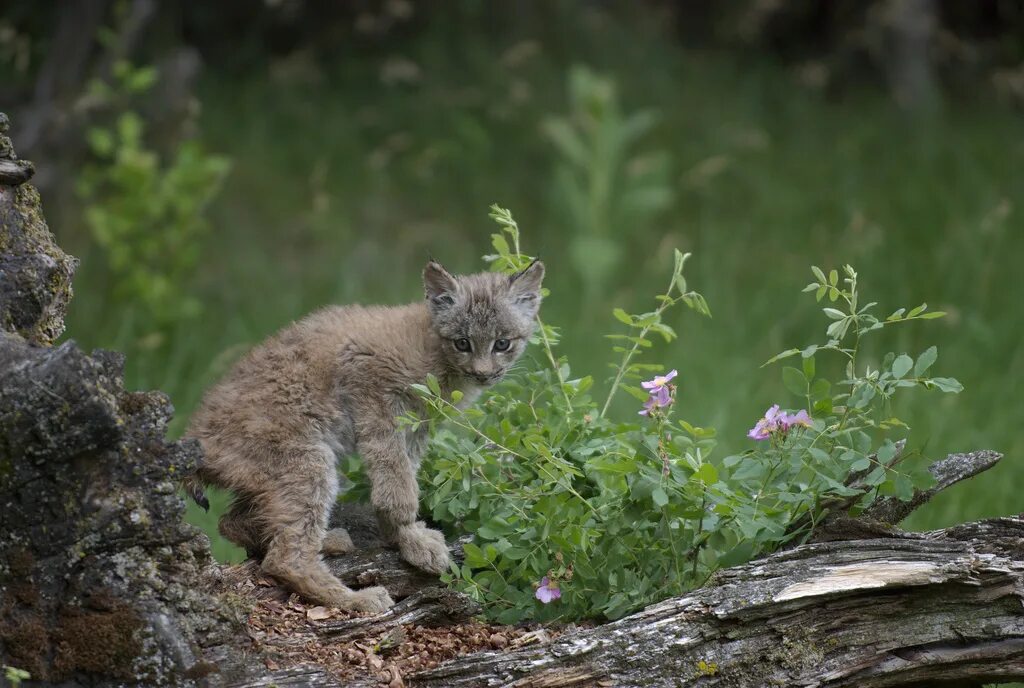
[185,260,544,611]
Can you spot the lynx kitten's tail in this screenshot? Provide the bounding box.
[181,471,210,512]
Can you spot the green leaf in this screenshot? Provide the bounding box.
[879,416,909,429]
[894,474,914,500]
[829,269,838,286]
[811,266,827,284]
[810,378,830,401]
[849,382,875,409]
[673,250,690,293]
[782,367,807,396]
[649,322,677,342]
[891,354,913,379]
[928,377,963,393]
[826,318,849,340]
[652,487,669,508]
[823,307,846,320]
[126,66,158,93]
[496,607,526,625]
[808,447,830,463]
[682,292,712,317]
[491,232,511,257]
[876,441,899,464]
[763,348,800,366]
[919,311,946,319]
[86,128,115,157]
[696,463,718,484]
[612,308,634,326]
[851,457,872,472]
[463,543,488,568]
[425,374,441,396]
[802,356,815,381]
[622,384,651,402]
[908,303,927,317]
[914,346,938,377]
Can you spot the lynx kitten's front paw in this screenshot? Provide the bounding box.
[397,523,450,574]
[350,586,395,613]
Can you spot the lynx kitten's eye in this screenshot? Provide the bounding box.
[454,338,472,352]
[493,339,511,352]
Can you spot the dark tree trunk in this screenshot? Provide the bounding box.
[0,112,248,687]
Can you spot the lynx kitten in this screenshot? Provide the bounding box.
[184,260,544,611]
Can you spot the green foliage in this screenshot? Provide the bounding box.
[59,18,1016,565]
[544,65,673,301]
[76,60,230,330]
[413,207,961,623]
[4,665,30,686]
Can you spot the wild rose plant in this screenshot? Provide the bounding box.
[408,206,960,624]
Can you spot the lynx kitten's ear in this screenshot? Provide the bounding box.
[507,260,545,317]
[423,261,459,311]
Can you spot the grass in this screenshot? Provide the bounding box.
[60,5,1023,564]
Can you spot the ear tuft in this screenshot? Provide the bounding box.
[508,260,545,316]
[423,261,459,311]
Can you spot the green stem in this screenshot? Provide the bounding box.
[505,219,572,409]
[537,315,572,408]
[600,271,679,417]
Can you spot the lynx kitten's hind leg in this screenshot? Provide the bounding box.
[261,522,394,611]
[321,527,355,555]
[257,448,394,611]
[219,495,266,558]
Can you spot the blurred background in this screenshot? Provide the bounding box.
[2,0,1022,563]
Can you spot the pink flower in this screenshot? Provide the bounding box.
[641,369,678,392]
[747,405,812,440]
[747,404,782,440]
[535,576,561,604]
[639,370,678,416]
[781,409,812,430]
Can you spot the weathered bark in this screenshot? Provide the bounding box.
[0,112,248,687]
[409,515,1024,688]
[0,113,76,346]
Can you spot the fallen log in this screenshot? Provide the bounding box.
[410,515,1024,687]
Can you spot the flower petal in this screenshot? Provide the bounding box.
[781,409,812,429]
[747,419,771,440]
